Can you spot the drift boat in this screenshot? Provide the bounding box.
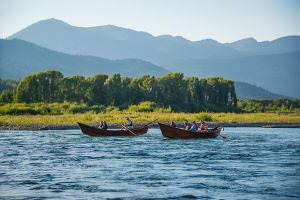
[158,122,222,139]
[78,122,148,137]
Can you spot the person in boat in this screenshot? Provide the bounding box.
[102,121,108,130]
[189,121,198,132]
[171,121,177,128]
[98,121,104,129]
[124,117,133,128]
[183,120,191,130]
[98,121,108,130]
[198,120,208,131]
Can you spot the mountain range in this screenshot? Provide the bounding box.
[0,39,168,79]
[0,39,286,100]
[3,18,300,98]
[234,81,288,100]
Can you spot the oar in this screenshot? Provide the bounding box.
[220,135,227,139]
[218,127,226,139]
[121,124,136,136]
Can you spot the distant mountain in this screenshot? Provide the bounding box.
[7,19,300,98]
[235,81,289,100]
[170,51,300,98]
[8,18,245,66]
[225,36,300,55]
[0,39,169,79]
[9,19,300,65]
[0,39,295,100]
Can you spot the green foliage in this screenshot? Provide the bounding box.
[10,70,238,112]
[0,102,173,115]
[238,99,300,113]
[5,71,300,114]
[103,106,120,113]
[86,74,108,105]
[104,74,122,106]
[61,76,89,103]
[14,71,63,103]
[195,112,213,122]
[128,101,171,112]
[0,102,106,115]
[0,91,13,103]
[0,79,18,93]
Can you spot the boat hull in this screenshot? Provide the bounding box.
[78,122,148,137]
[158,122,221,139]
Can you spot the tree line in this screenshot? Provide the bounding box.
[4,71,237,112]
[238,99,300,113]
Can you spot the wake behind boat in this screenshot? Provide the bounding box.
[158,122,222,139]
[78,122,148,137]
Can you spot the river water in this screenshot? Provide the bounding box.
[0,128,299,199]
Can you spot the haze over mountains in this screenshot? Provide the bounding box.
[4,18,300,98]
[0,39,168,79]
[234,82,288,100]
[0,39,285,100]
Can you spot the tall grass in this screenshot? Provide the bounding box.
[0,112,299,126]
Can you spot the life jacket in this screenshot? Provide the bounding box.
[199,123,206,130]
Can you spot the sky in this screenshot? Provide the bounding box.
[0,0,299,42]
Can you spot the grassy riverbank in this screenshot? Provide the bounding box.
[0,112,299,126]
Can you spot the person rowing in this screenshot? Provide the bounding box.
[124,117,133,128]
[170,121,177,128]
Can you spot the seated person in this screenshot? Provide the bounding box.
[198,120,208,131]
[189,121,198,132]
[171,121,177,128]
[98,121,104,129]
[102,121,108,130]
[98,121,108,130]
[124,117,133,128]
[183,120,191,130]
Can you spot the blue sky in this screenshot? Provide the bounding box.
[0,0,299,42]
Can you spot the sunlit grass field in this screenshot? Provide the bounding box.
[0,112,299,126]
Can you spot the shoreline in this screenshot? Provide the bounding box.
[1,122,300,131]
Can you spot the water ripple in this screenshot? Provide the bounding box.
[0,128,299,199]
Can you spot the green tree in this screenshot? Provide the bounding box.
[86,74,108,105]
[0,91,13,103]
[104,74,123,106]
[157,73,187,111]
[14,71,63,103]
[186,77,203,112]
[61,76,89,103]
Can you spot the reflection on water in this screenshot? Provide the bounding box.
[0,128,299,199]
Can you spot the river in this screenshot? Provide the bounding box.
[0,128,299,199]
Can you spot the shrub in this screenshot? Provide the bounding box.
[67,103,89,113]
[104,106,120,113]
[195,112,213,122]
[128,101,157,112]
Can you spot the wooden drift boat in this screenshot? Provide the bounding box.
[158,122,222,139]
[78,122,148,137]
